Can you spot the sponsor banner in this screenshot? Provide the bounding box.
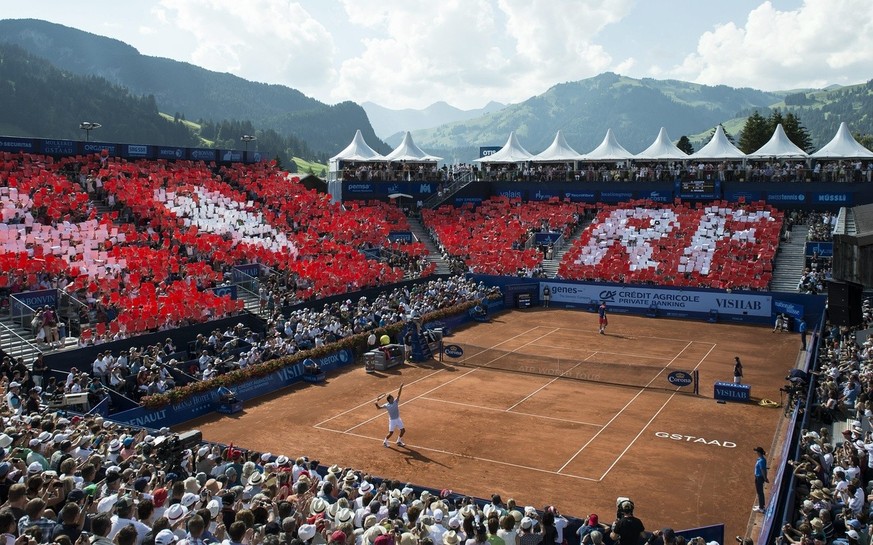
[530,189,559,201]
[534,232,562,245]
[812,192,853,205]
[424,299,505,332]
[667,370,694,387]
[42,140,76,155]
[805,241,833,257]
[345,182,375,194]
[156,146,186,160]
[11,289,58,317]
[124,144,151,158]
[361,248,382,260]
[112,347,355,428]
[563,191,597,202]
[189,148,217,162]
[83,142,118,156]
[643,190,672,203]
[676,180,721,200]
[221,149,243,162]
[713,381,751,402]
[724,190,762,203]
[599,191,635,203]
[388,231,414,243]
[766,191,806,204]
[0,137,37,153]
[774,300,804,323]
[444,345,464,358]
[497,189,528,200]
[233,263,261,279]
[453,196,483,206]
[540,281,772,317]
[479,146,501,158]
[211,285,238,300]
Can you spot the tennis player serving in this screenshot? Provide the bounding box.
[375,383,405,447]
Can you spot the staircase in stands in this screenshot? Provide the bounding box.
[769,225,810,293]
[541,218,593,278]
[405,215,453,275]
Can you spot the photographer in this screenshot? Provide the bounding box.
[610,501,645,545]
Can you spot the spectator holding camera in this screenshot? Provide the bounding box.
[611,500,645,545]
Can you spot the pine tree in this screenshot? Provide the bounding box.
[782,112,813,152]
[738,111,771,153]
[676,136,694,155]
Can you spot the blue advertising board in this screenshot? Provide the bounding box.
[599,191,635,203]
[83,142,118,156]
[233,263,261,279]
[713,381,751,402]
[124,144,151,158]
[805,242,833,257]
[42,140,76,155]
[388,231,414,243]
[496,189,528,200]
[156,146,186,160]
[189,148,217,162]
[642,190,673,203]
[479,146,502,158]
[534,232,562,245]
[563,190,597,202]
[0,137,37,153]
[812,192,853,205]
[11,289,58,317]
[211,285,238,300]
[530,189,560,201]
[345,182,375,194]
[454,196,483,206]
[221,150,243,162]
[766,191,807,204]
[724,190,762,203]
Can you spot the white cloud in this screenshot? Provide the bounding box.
[669,0,873,90]
[156,0,337,94]
[332,0,634,109]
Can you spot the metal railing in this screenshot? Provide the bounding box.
[58,290,90,336]
[233,268,260,294]
[0,320,43,360]
[422,171,476,209]
[8,294,37,331]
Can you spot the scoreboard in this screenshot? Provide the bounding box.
[675,179,721,199]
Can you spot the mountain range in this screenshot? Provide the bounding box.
[0,19,388,158]
[1,18,872,165]
[362,100,505,141]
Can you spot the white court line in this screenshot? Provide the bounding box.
[598,342,718,481]
[556,340,694,474]
[505,352,597,412]
[530,344,683,362]
[315,325,542,428]
[316,427,599,482]
[545,326,718,345]
[418,396,603,428]
[339,326,552,433]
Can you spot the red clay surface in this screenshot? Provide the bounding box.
[184,308,800,540]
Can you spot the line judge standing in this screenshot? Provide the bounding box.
[753,446,769,513]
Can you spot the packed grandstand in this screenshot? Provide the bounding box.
[0,129,867,545]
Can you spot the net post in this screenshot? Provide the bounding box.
[694,370,699,395]
[439,339,443,363]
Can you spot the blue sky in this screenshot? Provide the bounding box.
[3,0,871,109]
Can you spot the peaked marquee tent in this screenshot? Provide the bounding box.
[635,127,689,160]
[473,131,534,163]
[531,130,584,162]
[330,130,385,163]
[811,122,873,159]
[384,131,443,162]
[690,126,746,160]
[582,128,635,161]
[747,124,808,159]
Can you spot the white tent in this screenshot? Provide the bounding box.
[531,130,584,162]
[690,126,746,160]
[384,131,443,162]
[747,124,808,159]
[635,127,689,160]
[581,128,635,161]
[811,122,873,159]
[473,131,534,163]
[330,129,385,162]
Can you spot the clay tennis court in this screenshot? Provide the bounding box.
[185,308,801,540]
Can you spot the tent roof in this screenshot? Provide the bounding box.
[635,127,689,160]
[330,129,385,162]
[747,124,808,158]
[690,126,746,160]
[473,131,534,163]
[581,128,635,160]
[384,131,443,162]
[811,122,873,159]
[531,130,584,162]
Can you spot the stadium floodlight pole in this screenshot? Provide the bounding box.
[79,121,101,142]
[241,134,257,152]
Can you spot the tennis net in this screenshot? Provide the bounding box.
[440,342,698,394]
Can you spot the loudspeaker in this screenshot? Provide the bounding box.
[828,280,863,326]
